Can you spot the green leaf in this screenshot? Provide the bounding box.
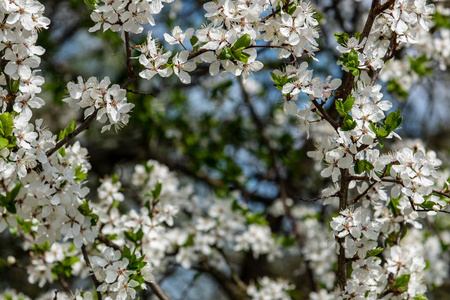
[9,184,21,203]
[124,228,144,243]
[232,50,250,63]
[152,182,162,199]
[84,0,98,9]
[231,34,251,52]
[245,212,268,226]
[59,119,77,140]
[0,183,21,214]
[0,112,14,137]
[408,55,432,76]
[335,99,345,116]
[413,294,428,300]
[354,159,374,174]
[384,110,402,133]
[341,114,356,131]
[333,32,350,46]
[348,49,359,66]
[276,236,297,247]
[219,48,232,60]
[377,127,389,138]
[59,147,66,157]
[67,118,76,134]
[388,196,401,215]
[9,79,20,94]
[394,274,410,290]
[0,138,8,150]
[190,36,199,50]
[121,245,131,260]
[366,247,383,258]
[387,79,409,98]
[74,165,87,182]
[343,95,355,113]
[335,96,355,116]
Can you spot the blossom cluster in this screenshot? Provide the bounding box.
[1,0,449,299]
[63,76,134,133]
[247,277,293,300]
[127,0,321,84]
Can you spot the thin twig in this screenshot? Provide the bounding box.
[126,89,155,96]
[81,245,103,300]
[311,99,339,130]
[298,193,338,202]
[45,110,98,158]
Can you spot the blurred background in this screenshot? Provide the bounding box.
[1,0,450,298]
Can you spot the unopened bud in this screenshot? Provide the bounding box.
[7,256,16,265]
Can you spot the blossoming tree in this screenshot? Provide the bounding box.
[0,0,450,299]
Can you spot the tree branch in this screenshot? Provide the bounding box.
[81,245,103,300]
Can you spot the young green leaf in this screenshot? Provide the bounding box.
[341,114,357,131]
[231,34,251,52]
[0,112,14,137]
[394,274,410,290]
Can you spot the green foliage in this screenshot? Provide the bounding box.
[245,212,269,226]
[354,159,374,174]
[75,165,88,181]
[120,246,147,272]
[52,256,80,278]
[276,236,297,247]
[341,114,357,131]
[335,95,355,116]
[124,228,145,244]
[9,79,20,95]
[338,49,360,76]
[218,34,252,62]
[270,72,293,91]
[84,0,98,9]
[387,79,409,99]
[370,110,402,147]
[365,247,383,258]
[433,11,450,29]
[78,200,99,226]
[59,119,77,140]
[408,55,433,76]
[190,36,199,51]
[334,32,350,46]
[0,112,16,150]
[0,183,21,214]
[394,274,411,291]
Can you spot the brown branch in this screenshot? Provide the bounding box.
[1,58,15,112]
[215,247,248,293]
[45,110,98,158]
[336,168,350,289]
[124,32,134,77]
[376,0,396,13]
[349,181,377,205]
[311,99,339,130]
[126,89,155,96]
[81,245,103,300]
[197,260,249,300]
[298,193,338,202]
[432,189,450,198]
[350,175,402,184]
[187,49,209,61]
